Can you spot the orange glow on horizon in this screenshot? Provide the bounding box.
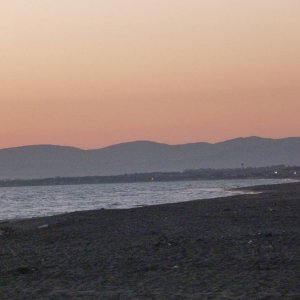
[1,0,300,149]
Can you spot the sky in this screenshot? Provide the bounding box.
[1,0,300,149]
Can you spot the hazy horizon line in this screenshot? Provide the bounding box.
[1,135,300,151]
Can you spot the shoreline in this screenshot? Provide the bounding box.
[1,181,300,299]
[0,178,296,223]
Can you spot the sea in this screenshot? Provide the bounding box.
[0,178,294,221]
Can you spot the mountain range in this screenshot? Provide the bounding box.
[0,136,300,180]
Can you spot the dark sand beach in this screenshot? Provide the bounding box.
[1,182,300,299]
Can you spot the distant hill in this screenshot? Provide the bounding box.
[1,136,300,180]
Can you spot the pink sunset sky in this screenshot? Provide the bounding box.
[1,0,300,149]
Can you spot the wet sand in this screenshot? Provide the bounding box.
[1,182,300,299]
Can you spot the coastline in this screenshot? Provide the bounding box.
[0,178,295,222]
[1,181,300,299]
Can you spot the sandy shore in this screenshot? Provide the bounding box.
[1,182,300,299]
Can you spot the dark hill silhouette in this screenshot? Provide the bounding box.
[0,137,300,180]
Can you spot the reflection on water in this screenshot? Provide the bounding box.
[0,178,293,221]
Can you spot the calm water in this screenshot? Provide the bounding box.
[0,179,293,221]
